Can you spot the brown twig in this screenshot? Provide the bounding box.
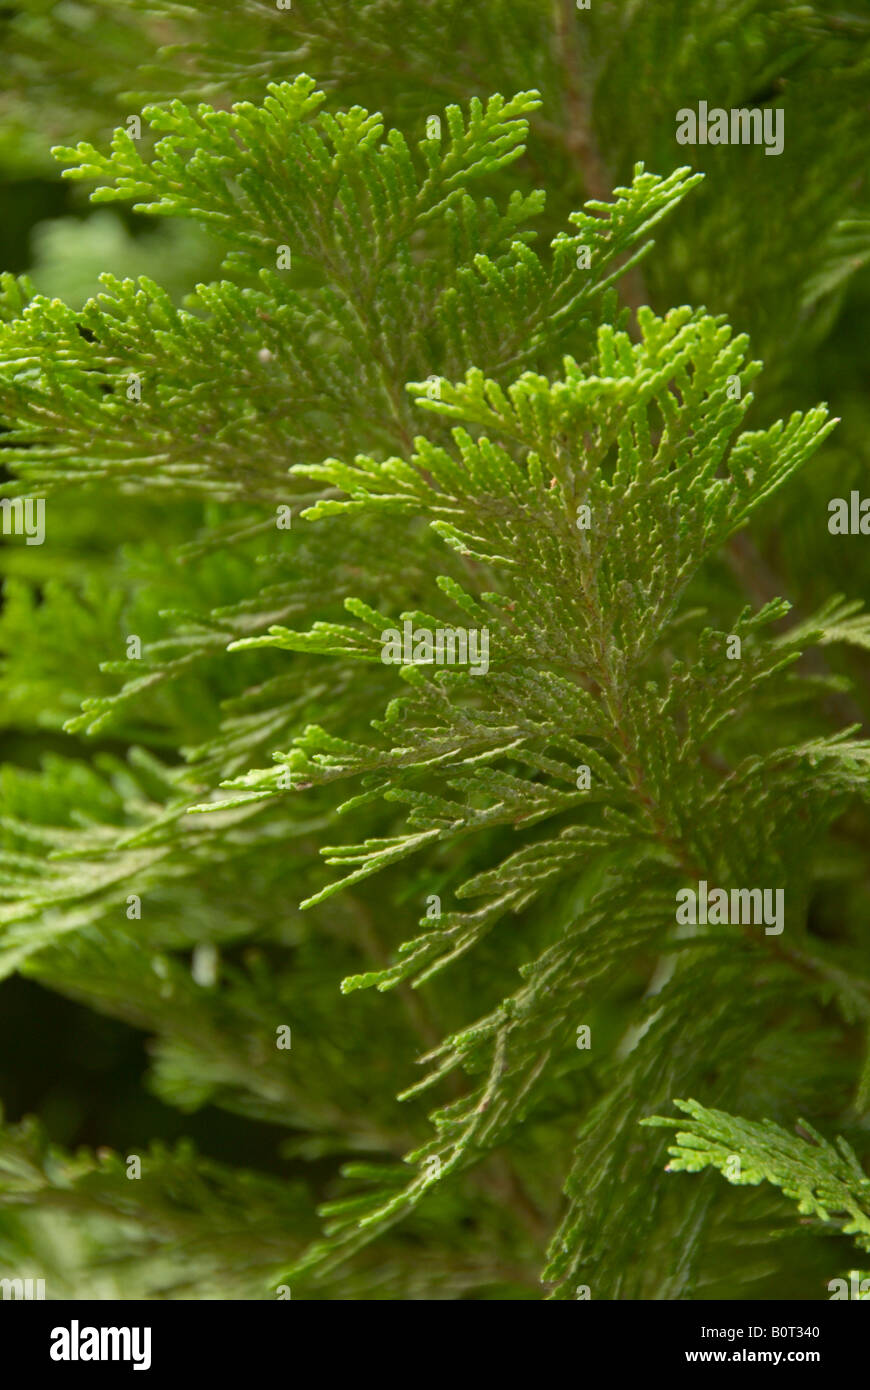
[552,0,649,317]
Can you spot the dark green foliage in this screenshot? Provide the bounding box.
[1,0,869,1301]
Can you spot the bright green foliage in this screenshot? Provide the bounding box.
[646,1100,870,1247]
[0,1,869,1303]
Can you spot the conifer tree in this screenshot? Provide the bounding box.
[1,0,870,1301]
